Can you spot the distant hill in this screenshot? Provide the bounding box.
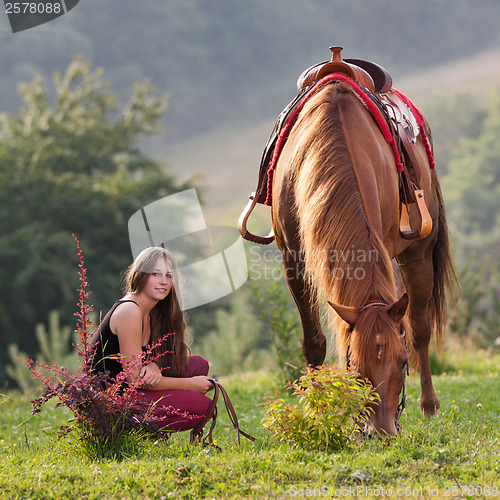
[1,0,500,144]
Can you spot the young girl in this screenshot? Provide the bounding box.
[91,246,213,432]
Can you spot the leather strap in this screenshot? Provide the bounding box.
[237,192,275,245]
[190,380,219,446]
[376,92,433,240]
[190,379,256,447]
[237,87,309,245]
[217,382,256,444]
[397,120,421,185]
[256,88,309,204]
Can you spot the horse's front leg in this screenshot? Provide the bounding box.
[282,248,326,366]
[397,254,440,417]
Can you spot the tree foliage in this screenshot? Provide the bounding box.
[422,92,486,175]
[443,89,500,263]
[6,310,81,392]
[0,58,192,383]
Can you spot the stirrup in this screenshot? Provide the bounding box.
[399,190,432,240]
[237,192,275,245]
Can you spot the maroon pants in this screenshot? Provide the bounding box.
[137,355,212,432]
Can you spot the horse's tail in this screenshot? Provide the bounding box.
[430,173,458,347]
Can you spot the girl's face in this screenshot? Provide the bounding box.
[141,256,173,301]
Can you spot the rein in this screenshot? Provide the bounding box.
[190,379,256,448]
[396,349,409,427]
[345,301,409,427]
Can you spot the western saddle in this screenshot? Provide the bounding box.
[238,46,433,244]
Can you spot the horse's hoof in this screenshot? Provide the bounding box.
[421,401,440,418]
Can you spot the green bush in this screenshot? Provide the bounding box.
[251,276,304,384]
[447,254,500,349]
[6,310,82,391]
[194,289,274,376]
[262,365,379,451]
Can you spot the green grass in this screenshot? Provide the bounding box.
[1,352,500,499]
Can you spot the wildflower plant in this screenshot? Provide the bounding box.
[24,235,198,458]
[263,364,380,451]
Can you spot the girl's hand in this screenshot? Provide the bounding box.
[187,376,214,394]
[139,362,162,388]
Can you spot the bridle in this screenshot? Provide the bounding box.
[345,300,409,428]
[396,332,409,428]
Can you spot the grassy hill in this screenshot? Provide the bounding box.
[164,46,500,225]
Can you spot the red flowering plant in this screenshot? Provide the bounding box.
[25,235,198,456]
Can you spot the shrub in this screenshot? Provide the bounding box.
[195,289,273,376]
[251,276,304,384]
[447,254,500,349]
[7,310,81,391]
[262,365,380,451]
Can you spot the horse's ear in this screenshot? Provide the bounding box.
[327,301,360,326]
[387,293,409,322]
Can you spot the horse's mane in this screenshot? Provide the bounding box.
[289,81,408,365]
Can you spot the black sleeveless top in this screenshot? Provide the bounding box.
[90,299,146,381]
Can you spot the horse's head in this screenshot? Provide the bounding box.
[328,293,409,436]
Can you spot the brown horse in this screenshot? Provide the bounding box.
[270,78,455,435]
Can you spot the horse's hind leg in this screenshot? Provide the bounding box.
[282,248,327,366]
[397,250,440,418]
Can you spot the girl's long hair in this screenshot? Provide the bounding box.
[124,246,190,376]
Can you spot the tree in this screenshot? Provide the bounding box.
[443,88,500,265]
[0,57,193,384]
[422,91,486,175]
[6,310,81,392]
